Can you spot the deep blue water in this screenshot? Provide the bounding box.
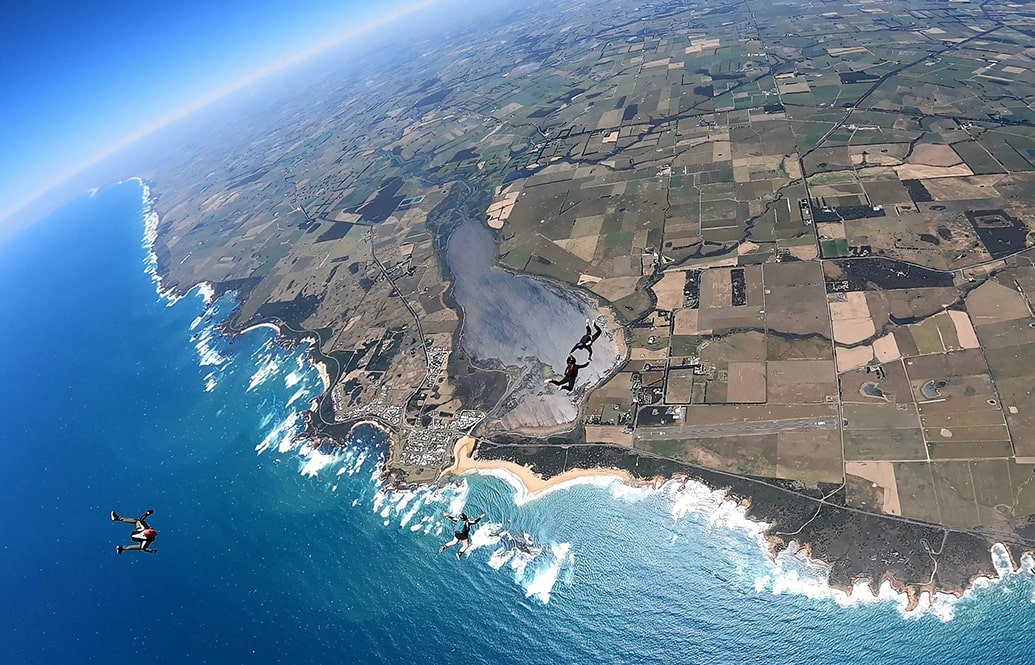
[2,181,1035,664]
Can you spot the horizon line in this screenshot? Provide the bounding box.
[0,0,441,226]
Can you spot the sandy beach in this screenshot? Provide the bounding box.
[240,321,282,335]
[442,435,639,499]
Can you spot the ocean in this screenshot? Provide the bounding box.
[1,180,1034,664]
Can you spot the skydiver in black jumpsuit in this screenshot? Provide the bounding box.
[571,319,603,359]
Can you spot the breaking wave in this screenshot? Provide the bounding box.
[471,524,574,603]
[131,177,182,304]
[457,468,1035,618]
[258,423,578,603]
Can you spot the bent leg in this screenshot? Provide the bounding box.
[114,516,137,525]
[121,542,145,551]
[439,537,459,552]
[591,324,602,342]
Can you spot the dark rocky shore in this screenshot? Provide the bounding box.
[473,438,1035,606]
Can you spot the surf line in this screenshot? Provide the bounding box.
[441,435,659,506]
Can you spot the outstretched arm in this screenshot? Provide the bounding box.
[443,513,458,523]
[470,514,485,525]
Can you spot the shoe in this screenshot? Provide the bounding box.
[456,551,463,560]
[111,511,119,521]
[116,546,123,555]
[145,509,154,516]
[439,545,447,553]
[585,318,591,326]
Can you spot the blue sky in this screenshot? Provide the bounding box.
[0,0,428,223]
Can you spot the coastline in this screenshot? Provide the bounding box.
[239,320,331,391]
[137,176,1034,614]
[442,435,645,502]
[440,435,965,612]
[464,437,1035,608]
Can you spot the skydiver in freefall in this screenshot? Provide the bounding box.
[546,354,590,391]
[571,319,603,359]
[439,512,485,560]
[111,509,158,554]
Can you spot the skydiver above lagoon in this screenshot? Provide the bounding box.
[545,318,605,391]
[571,319,603,359]
[547,355,589,392]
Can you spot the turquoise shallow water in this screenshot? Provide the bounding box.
[1,181,1034,664]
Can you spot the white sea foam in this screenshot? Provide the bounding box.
[523,543,574,603]
[751,535,1035,621]
[665,480,770,541]
[752,541,960,620]
[529,474,986,618]
[193,325,228,368]
[254,413,301,455]
[520,475,626,506]
[465,522,503,554]
[458,522,570,603]
[608,479,660,503]
[1023,552,1035,575]
[648,478,985,621]
[195,282,216,305]
[248,359,280,391]
[462,469,1035,615]
[328,448,371,479]
[299,445,339,478]
[277,429,299,453]
[285,371,302,388]
[131,178,180,304]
